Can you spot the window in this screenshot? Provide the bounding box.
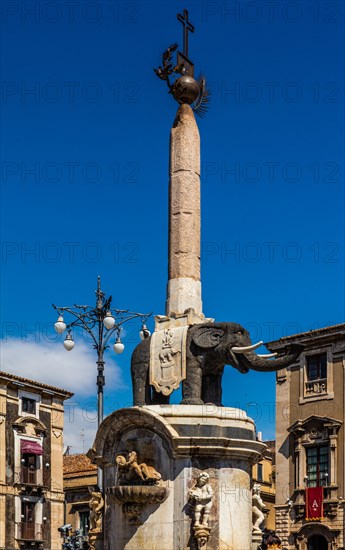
[306,446,329,487]
[22,397,36,414]
[300,350,334,403]
[19,441,43,485]
[79,511,89,535]
[21,453,37,468]
[16,497,44,541]
[20,501,36,539]
[19,391,40,418]
[20,454,42,485]
[304,353,329,398]
[257,463,263,482]
[307,354,327,381]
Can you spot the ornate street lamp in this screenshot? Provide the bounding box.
[52,276,151,489]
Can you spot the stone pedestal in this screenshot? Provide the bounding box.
[251,530,263,550]
[88,405,265,550]
[88,530,103,550]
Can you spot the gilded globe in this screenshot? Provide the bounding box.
[171,75,200,105]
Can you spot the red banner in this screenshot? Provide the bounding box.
[305,487,324,521]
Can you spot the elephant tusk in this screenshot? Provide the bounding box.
[256,353,278,358]
[232,341,263,353]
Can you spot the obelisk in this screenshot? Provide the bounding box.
[166,103,202,317]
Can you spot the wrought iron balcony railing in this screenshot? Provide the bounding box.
[291,486,339,520]
[305,377,327,396]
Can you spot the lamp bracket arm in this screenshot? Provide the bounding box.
[57,307,99,348]
[103,326,121,347]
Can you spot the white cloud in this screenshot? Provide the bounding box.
[63,403,98,454]
[1,338,127,455]
[0,338,124,397]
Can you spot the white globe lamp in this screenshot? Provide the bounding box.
[103,311,116,330]
[63,333,75,351]
[54,316,66,334]
[113,337,124,354]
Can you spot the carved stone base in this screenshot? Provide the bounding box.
[122,503,143,524]
[89,405,266,550]
[251,529,263,550]
[107,485,168,524]
[88,529,103,550]
[194,525,211,550]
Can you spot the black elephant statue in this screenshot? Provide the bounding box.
[131,321,304,406]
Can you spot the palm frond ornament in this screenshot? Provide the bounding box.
[192,75,211,118]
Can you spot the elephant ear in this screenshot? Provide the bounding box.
[192,326,225,349]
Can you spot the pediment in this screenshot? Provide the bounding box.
[288,415,341,437]
[13,416,47,435]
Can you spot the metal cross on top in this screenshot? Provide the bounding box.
[177,9,194,58]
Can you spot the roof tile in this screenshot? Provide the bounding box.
[63,454,97,474]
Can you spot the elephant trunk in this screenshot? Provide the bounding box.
[236,343,304,372]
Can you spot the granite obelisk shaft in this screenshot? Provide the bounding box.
[166,104,202,317]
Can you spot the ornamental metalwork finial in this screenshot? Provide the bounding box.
[96,275,106,310]
[154,9,210,117]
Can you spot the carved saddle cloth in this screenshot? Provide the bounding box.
[149,326,188,396]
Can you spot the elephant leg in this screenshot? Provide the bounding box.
[131,362,151,406]
[131,338,153,406]
[151,389,170,405]
[181,366,204,405]
[202,374,223,406]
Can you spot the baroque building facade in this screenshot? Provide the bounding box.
[63,453,97,535]
[268,324,345,550]
[0,371,73,550]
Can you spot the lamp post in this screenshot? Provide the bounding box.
[52,276,151,490]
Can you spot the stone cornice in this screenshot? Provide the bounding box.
[88,405,266,467]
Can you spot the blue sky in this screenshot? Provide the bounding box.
[1,0,344,451]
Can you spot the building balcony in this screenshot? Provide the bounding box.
[292,486,340,521]
[16,522,45,541]
[305,378,327,396]
[14,466,43,486]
